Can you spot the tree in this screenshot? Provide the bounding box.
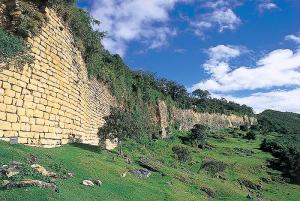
[244,130,256,140]
[172,145,192,163]
[192,89,211,99]
[99,107,159,155]
[189,124,209,149]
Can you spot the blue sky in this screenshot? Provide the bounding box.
[79,0,300,113]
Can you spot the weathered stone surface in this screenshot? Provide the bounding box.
[0,7,116,148]
[2,179,57,191]
[82,180,94,187]
[139,157,162,172]
[31,164,56,177]
[94,180,102,187]
[130,169,151,179]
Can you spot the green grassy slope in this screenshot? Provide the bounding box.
[0,132,299,201]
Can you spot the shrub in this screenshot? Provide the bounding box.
[172,145,192,163]
[99,107,159,155]
[0,28,25,59]
[244,130,256,140]
[239,125,248,132]
[260,138,300,184]
[188,124,208,148]
[201,158,227,174]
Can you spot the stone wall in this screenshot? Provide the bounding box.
[0,6,257,149]
[157,101,257,135]
[0,8,115,148]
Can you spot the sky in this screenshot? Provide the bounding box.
[78,0,300,114]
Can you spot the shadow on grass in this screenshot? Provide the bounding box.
[70,143,103,154]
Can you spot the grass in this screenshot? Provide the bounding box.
[0,130,299,201]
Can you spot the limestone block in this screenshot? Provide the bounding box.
[3,96,12,105]
[0,103,6,112]
[11,123,21,131]
[33,110,44,118]
[0,112,6,120]
[6,105,17,113]
[3,131,15,137]
[7,114,18,123]
[5,89,15,98]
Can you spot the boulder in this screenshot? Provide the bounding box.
[2,179,57,191]
[138,157,161,172]
[5,167,20,178]
[130,169,151,179]
[31,164,56,177]
[82,180,94,187]
[239,179,262,190]
[200,187,215,198]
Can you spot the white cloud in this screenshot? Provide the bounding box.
[192,48,300,92]
[258,1,278,12]
[210,9,241,32]
[224,88,300,113]
[90,0,186,56]
[202,45,242,78]
[191,7,241,37]
[285,34,300,44]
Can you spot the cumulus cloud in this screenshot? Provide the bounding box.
[258,0,278,12]
[191,1,241,37]
[224,88,300,113]
[203,45,241,78]
[191,34,300,113]
[90,0,185,56]
[285,34,300,44]
[192,48,300,92]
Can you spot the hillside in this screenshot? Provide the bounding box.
[1,128,300,201]
[258,110,300,134]
[1,1,300,201]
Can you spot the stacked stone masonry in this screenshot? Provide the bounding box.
[157,100,257,134]
[0,8,115,148]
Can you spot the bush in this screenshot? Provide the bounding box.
[99,107,159,154]
[239,125,248,132]
[260,138,300,184]
[244,130,256,140]
[0,28,25,59]
[187,124,208,148]
[172,145,192,163]
[201,158,227,174]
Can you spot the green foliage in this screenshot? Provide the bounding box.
[261,137,300,184]
[192,96,254,116]
[239,125,249,132]
[0,28,25,60]
[258,110,300,184]
[192,89,211,99]
[188,124,208,148]
[99,107,159,153]
[201,158,227,175]
[1,0,46,38]
[258,110,300,134]
[172,145,192,163]
[244,130,256,140]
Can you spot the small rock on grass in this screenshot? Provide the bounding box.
[94,180,102,186]
[82,180,94,187]
[31,164,56,177]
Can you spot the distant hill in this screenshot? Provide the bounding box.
[258,110,300,134]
